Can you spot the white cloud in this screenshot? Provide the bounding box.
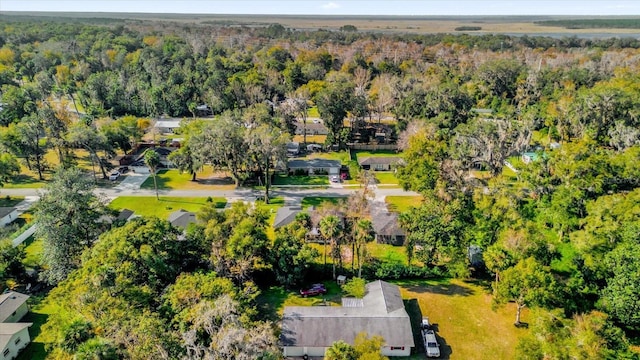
[321,2,341,10]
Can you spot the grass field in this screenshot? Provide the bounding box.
[398,278,528,359]
[272,174,329,186]
[352,150,402,161]
[22,236,42,269]
[305,151,351,164]
[292,134,326,144]
[373,171,399,185]
[16,300,61,360]
[141,167,236,190]
[109,196,226,218]
[301,196,344,209]
[386,196,423,213]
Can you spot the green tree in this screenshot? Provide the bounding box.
[352,219,374,277]
[245,124,289,203]
[325,340,357,360]
[342,277,366,298]
[0,240,26,284]
[315,79,354,147]
[144,149,160,200]
[270,225,319,287]
[0,152,19,188]
[168,144,202,182]
[600,242,640,329]
[34,167,106,284]
[319,215,342,279]
[67,122,110,180]
[353,332,388,360]
[494,257,557,325]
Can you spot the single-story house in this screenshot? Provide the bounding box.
[0,208,18,227]
[168,209,197,229]
[154,119,182,134]
[358,156,405,171]
[295,122,328,136]
[0,323,31,360]
[281,280,415,357]
[274,207,303,229]
[288,159,341,176]
[130,147,176,173]
[371,212,406,246]
[0,292,29,324]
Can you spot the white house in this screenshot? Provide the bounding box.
[154,119,182,134]
[0,292,29,324]
[280,280,415,357]
[287,159,341,176]
[0,323,31,360]
[0,208,18,227]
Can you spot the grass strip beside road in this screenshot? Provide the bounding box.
[109,196,226,218]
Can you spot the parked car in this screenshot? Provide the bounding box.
[421,317,431,330]
[329,175,340,183]
[109,171,120,181]
[118,166,129,174]
[423,329,440,358]
[300,283,327,297]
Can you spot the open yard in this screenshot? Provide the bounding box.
[398,278,528,359]
[351,150,402,161]
[386,196,423,213]
[140,167,235,190]
[373,171,399,186]
[301,196,344,209]
[109,196,226,219]
[272,174,329,186]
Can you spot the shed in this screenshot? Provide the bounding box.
[0,292,29,323]
[0,323,31,360]
[0,208,18,227]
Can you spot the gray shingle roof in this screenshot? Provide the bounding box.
[0,323,32,352]
[274,207,302,228]
[281,280,414,348]
[372,212,405,237]
[0,291,29,323]
[168,209,197,228]
[357,156,404,166]
[0,208,16,219]
[288,159,341,169]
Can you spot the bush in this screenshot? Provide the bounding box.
[342,277,366,298]
[361,261,444,280]
[293,169,308,176]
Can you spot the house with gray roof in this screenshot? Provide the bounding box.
[357,156,404,171]
[0,208,18,228]
[372,212,406,246]
[288,159,341,175]
[0,323,31,360]
[168,209,197,229]
[281,280,414,358]
[0,292,29,324]
[274,207,303,229]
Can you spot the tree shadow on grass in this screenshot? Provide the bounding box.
[401,280,475,297]
[9,174,45,186]
[16,311,48,360]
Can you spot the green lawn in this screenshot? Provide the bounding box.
[272,174,329,186]
[386,196,423,213]
[256,281,345,320]
[352,150,402,161]
[140,167,235,190]
[307,106,320,118]
[0,196,25,207]
[255,196,285,240]
[373,171,399,185]
[305,151,351,164]
[366,243,409,264]
[17,300,65,360]
[3,175,46,189]
[109,196,226,218]
[22,236,42,269]
[398,278,528,359]
[301,196,344,209]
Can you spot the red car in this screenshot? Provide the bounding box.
[300,283,327,297]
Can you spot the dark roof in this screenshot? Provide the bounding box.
[357,156,404,166]
[274,207,302,228]
[135,147,174,162]
[116,209,135,222]
[288,159,341,169]
[281,280,414,348]
[0,208,16,219]
[372,212,405,237]
[0,291,29,322]
[168,209,197,228]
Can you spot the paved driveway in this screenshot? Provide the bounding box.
[113,173,150,191]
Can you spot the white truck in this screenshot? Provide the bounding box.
[421,317,440,358]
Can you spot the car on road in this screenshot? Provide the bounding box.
[300,283,327,297]
[109,171,120,181]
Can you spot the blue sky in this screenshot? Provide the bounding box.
[1,1,640,16]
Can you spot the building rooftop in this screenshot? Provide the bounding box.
[0,292,29,323]
[0,208,16,219]
[274,207,302,229]
[0,323,32,351]
[281,280,414,348]
[357,156,404,166]
[168,209,197,228]
[288,159,341,169]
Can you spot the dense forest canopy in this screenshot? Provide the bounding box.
[0,15,640,359]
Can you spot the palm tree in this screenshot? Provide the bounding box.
[319,215,342,279]
[353,219,374,278]
[144,149,160,200]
